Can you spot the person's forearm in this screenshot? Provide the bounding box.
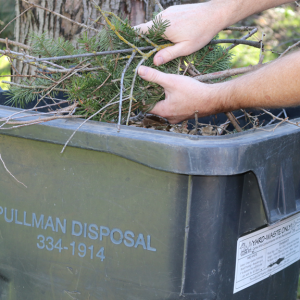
[137,51,300,123]
[136,0,293,66]
[217,51,300,111]
[211,0,292,29]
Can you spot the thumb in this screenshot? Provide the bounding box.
[138,66,170,88]
[153,42,190,66]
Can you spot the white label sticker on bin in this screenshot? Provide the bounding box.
[233,213,300,294]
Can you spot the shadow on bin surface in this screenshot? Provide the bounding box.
[0,91,299,299]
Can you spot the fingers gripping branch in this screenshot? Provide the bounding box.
[154,42,190,66]
[138,66,168,88]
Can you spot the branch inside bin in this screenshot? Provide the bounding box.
[20,39,261,64]
[2,2,296,138]
[224,112,242,132]
[194,63,266,82]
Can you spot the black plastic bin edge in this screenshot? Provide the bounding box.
[0,104,299,225]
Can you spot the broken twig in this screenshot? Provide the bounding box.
[0,154,27,188]
[118,51,136,131]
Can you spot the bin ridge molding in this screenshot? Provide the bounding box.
[0,105,300,224]
[254,156,298,224]
[0,206,156,252]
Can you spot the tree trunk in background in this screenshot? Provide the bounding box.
[14,0,130,77]
[14,0,135,43]
[14,0,179,78]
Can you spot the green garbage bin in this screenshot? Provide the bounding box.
[0,104,299,300]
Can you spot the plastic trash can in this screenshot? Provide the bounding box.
[0,104,299,300]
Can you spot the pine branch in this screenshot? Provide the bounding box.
[226,28,258,52]
[223,26,257,32]
[225,112,242,132]
[1,81,68,92]
[0,38,31,50]
[118,51,136,131]
[24,46,155,63]
[155,0,164,12]
[210,39,261,48]
[194,63,266,82]
[279,40,300,58]
[4,8,236,127]
[61,98,128,153]
[24,39,260,64]
[0,49,68,72]
[1,115,81,125]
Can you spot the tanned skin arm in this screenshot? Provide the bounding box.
[224,51,300,114]
[135,0,297,122]
[136,0,292,66]
[138,51,300,124]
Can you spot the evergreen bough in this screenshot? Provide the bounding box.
[6,8,233,125]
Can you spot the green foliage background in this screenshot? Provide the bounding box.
[219,4,300,68]
[0,0,15,90]
[0,56,10,90]
[0,0,15,40]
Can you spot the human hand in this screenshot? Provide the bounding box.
[135,2,231,66]
[138,66,227,124]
